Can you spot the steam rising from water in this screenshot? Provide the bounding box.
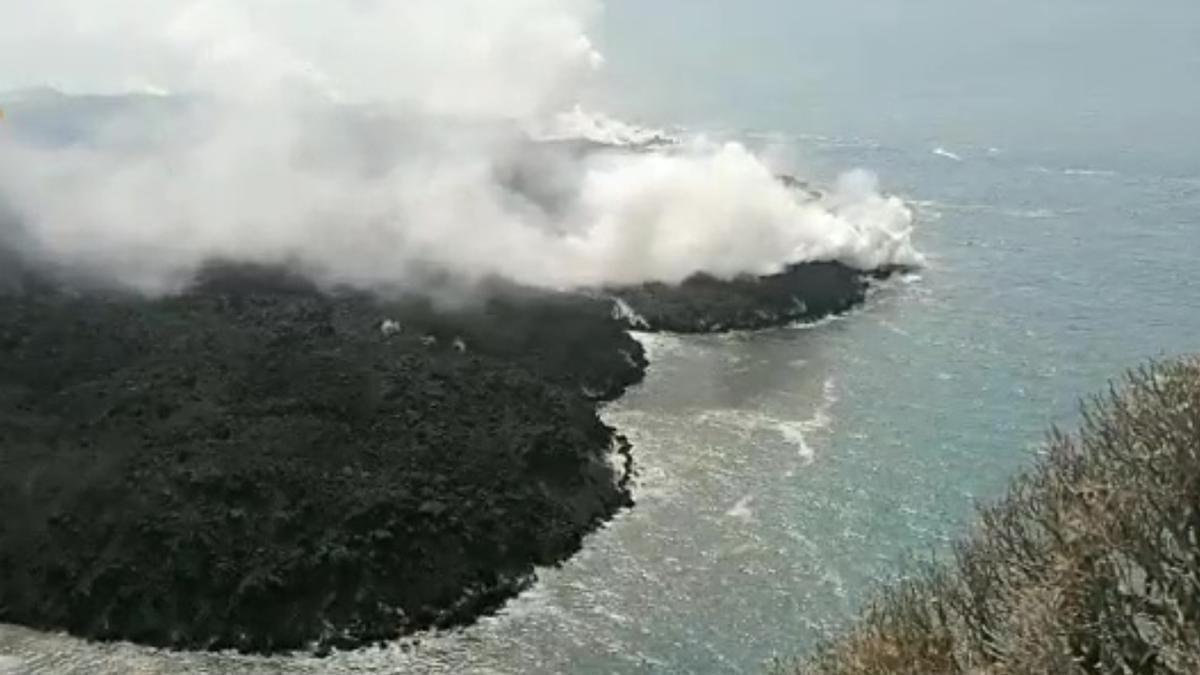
[0,0,921,293]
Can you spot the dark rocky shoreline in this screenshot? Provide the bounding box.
[610,261,875,333]
[0,257,884,655]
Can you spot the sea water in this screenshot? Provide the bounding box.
[2,0,1198,672]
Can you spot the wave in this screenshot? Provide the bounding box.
[1062,168,1119,177]
[725,495,757,522]
[931,147,963,162]
[1029,165,1120,179]
[914,199,1076,220]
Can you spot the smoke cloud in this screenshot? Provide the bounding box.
[0,0,921,294]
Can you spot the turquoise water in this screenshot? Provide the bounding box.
[1,2,1198,673]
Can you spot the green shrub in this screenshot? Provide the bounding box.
[785,358,1200,675]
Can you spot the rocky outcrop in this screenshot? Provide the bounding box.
[0,263,643,654]
[610,261,878,333]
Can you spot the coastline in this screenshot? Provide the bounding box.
[0,258,882,655]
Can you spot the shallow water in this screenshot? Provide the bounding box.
[4,0,1200,672]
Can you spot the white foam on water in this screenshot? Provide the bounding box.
[695,377,839,463]
[1062,168,1118,177]
[931,147,963,162]
[626,331,690,362]
[786,313,846,332]
[774,421,816,462]
[1004,208,1059,219]
[725,495,756,522]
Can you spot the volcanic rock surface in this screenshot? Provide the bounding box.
[0,257,880,654]
[610,261,873,333]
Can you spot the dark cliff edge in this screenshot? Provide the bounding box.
[0,256,887,655]
[608,261,898,334]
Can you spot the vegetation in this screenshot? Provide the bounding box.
[785,358,1200,675]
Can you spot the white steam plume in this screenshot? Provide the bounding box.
[0,0,921,294]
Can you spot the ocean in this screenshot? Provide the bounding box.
[2,0,1198,672]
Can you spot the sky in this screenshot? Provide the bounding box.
[593,0,1200,162]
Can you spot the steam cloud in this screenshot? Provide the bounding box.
[0,0,921,294]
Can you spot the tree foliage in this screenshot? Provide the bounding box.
[788,358,1200,675]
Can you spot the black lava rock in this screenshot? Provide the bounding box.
[0,254,885,655]
[0,262,641,654]
[611,261,873,333]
